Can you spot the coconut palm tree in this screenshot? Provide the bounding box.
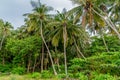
[0,19,13,65]
[25,0,57,75]
[46,10,89,76]
[69,0,120,39]
[0,19,13,50]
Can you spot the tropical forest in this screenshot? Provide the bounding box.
[0,0,120,80]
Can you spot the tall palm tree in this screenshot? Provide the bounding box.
[0,19,13,65]
[46,11,89,76]
[25,0,57,75]
[0,19,13,50]
[69,0,120,39]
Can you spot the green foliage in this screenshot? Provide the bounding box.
[31,72,41,79]
[93,73,116,80]
[40,70,53,79]
[0,0,120,79]
[74,73,88,80]
[11,67,25,75]
[69,52,120,79]
[86,36,120,56]
[57,73,66,78]
[5,36,42,68]
[0,64,11,73]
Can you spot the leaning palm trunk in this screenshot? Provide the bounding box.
[40,20,57,75]
[0,35,5,50]
[101,34,109,52]
[41,42,44,72]
[92,9,120,39]
[79,0,120,39]
[63,26,68,77]
[100,29,109,52]
[73,37,86,59]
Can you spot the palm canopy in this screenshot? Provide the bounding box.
[46,11,87,47]
[0,19,13,37]
[24,0,53,34]
[0,19,13,50]
[68,0,120,39]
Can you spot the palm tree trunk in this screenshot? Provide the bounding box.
[63,26,68,76]
[101,34,109,52]
[41,42,44,72]
[100,29,109,52]
[33,56,37,72]
[0,35,5,50]
[73,37,86,59]
[40,20,57,75]
[27,54,31,73]
[92,9,120,39]
[55,47,61,72]
[2,56,5,65]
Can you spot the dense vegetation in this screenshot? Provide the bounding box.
[0,0,120,79]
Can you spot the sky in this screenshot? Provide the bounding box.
[0,0,75,29]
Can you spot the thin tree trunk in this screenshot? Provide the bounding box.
[73,37,86,59]
[2,56,5,65]
[41,42,44,72]
[27,54,31,73]
[33,56,37,72]
[0,35,6,65]
[100,29,109,52]
[55,47,61,72]
[0,35,5,50]
[63,26,68,77]
[40,20,57,75]
[92,9,120,39]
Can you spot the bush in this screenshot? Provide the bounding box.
[57,73,66,79]
[0,64,11,73]
[98,64,120,76]
[31,72,41,79]
[40,70,53,79]
[74,73,88,80]
[93,74,116,80]
[11,67,25,75]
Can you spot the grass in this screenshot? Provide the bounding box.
[0,74,59,80]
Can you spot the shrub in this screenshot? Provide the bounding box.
[0,64,11,73]
[74,73,88,80]
[93,74,116,80]
[31,72,41,78]
[40,70,53,79]
[57,73,66,79]
[11,67,25,75]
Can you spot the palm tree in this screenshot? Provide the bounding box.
[69,0,120,39]
[25,0,57,75]
[0,19,13,65]
[46,11,89,76]
[0,19,13,50]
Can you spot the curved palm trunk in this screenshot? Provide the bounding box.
[40,21,57,75]
[63,26,68,76]
[100,29,109,52]
[101,34,109,52]
[92,9,120,39]
[0,35,5,50]
[73,37,86,59]
[55,47,61,72]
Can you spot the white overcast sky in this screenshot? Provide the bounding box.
[0,0,75,29]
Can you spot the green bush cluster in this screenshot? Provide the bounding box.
[40,70,53,79]
[11,67,25,75]
[69,52,120,79]
[31,72,41,79]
